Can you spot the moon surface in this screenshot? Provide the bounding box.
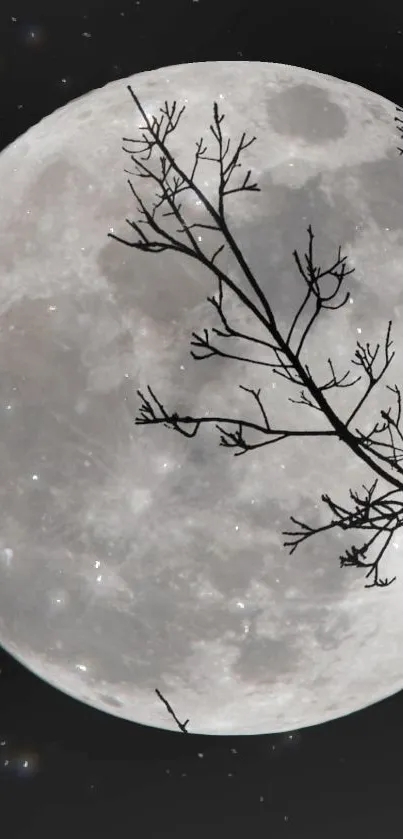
[1,61,403,735]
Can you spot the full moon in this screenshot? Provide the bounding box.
[1,61,403,735]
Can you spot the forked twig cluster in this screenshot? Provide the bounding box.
[109,90,403,589]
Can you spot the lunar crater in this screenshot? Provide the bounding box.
[266,82,348,143]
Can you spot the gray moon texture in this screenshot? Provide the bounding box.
[1,61,403,735]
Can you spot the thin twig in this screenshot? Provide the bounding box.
[155,689,190,734]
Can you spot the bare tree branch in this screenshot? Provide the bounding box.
[345,320,395,426]
[284,480,400,588]
[395,105,403,155]
[110,89,403,588]
[155,688,190,734]
[136,383,337,455]
[286,224,354,358]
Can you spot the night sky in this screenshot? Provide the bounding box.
[1,1,403,836]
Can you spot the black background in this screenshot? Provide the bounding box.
[1,2,403,836]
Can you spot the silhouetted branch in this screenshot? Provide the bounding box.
[155,688,190,734]
[345,320,396,426]
[136,383,337,455]
[395,105,403,155]
[284,481,400,588]
[287,224,354,358]
[110,89,403,588]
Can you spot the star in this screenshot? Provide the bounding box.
[20,24,47,46]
